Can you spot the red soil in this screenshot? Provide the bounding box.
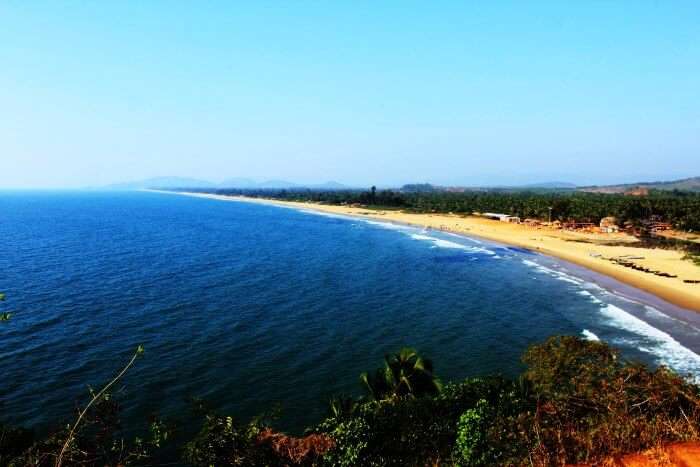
[572,443,700,466]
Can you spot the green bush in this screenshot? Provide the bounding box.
[315,377,513,466]
[454,399,492,466]
[317,417,370,467]
[521,336,700,465]
[5,336,700,466]
[182,414,275,467]
[7,397,162,467]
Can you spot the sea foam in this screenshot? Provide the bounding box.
[363,220,414,232]
[581,329,600,341]
[443,231,485,244]
[299,209,353,221]
[409,234,495,255]
[599,304,700,376]
[522,259,584,285]
[577,290,603,304]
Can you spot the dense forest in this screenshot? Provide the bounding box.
[3,298,700,467]
[182,187,700,232]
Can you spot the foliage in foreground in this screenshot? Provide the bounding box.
[360,347,443,402]
[518,336,700,465]
[2,337,700,466]
[7,398,167,467]
[182,338,700,466]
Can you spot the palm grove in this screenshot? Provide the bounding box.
[188,187,700,232]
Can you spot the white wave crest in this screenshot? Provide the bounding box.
[581,329,600,341]
[599,304,700,376]
[443,232,484,244]
[577,290,603,304]
[363,220,414,232]
[409,234,495,255]
[522,259,584,285]
[299,209,353,221]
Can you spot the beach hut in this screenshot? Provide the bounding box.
[563,222,596,231]
[482,212,521,223]
[649,222,672,232]
[600,216,619,233]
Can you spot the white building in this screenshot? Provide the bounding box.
[482,212,521,223]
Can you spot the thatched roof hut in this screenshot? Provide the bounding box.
[600,216,618,228]
[600,216,619,233]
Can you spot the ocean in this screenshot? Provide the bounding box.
[2,190,700,435]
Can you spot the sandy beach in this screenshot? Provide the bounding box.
[160,191,700,313]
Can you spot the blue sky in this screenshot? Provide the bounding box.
[1,1,698,188]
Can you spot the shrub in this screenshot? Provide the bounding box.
[316,417,371,467]
[7,397,163,467]
[257,429,335,465]
[182,414,275,467]
[317,377,514,466]
[0,424,34,466]
[521,335,700,465]
[454,399,493,466]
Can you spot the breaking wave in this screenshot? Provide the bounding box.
[599,304,700,376]
[409,234,496,255]
[581,329,600,341]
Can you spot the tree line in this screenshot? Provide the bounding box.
[182,187,700,231]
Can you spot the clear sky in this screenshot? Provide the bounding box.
[1,1,698,188]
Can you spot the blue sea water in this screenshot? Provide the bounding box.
[2,191,700,435]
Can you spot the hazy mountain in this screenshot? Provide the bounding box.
[105,176,217,190]
[520,181,577,189]
[400,181,576,192]
[103,177,351,190]
[401,183,439,193]
[579,176,700,194]
[256,180,300,189]
[310,181,348,189]
[246,180,350,189]
[219,177,257,188]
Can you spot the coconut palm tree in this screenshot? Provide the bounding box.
[328,395,357,419]
[360,348,442,401]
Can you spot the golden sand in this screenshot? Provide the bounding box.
[167,191,700,312]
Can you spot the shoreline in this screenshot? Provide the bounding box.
[150,190,700,313]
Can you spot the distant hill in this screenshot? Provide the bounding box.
[219,177,257,188]
[520,181,577,189]
[400,182,577,193]
[579,176,700,194]
[252,180,351,189]
[314,181,348,190]
[105,176,217,190]
[255,179,300,189]
[104,177,351,190]
[401,183,439,193]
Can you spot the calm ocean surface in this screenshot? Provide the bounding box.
[2,191,700,434]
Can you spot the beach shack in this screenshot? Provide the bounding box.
[649,222,673,233]
[642,216,673,233]
[483,212,521,223]
[562,221,596,231]
[599,216,619,233]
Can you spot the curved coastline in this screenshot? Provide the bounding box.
[150,190,700,314]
